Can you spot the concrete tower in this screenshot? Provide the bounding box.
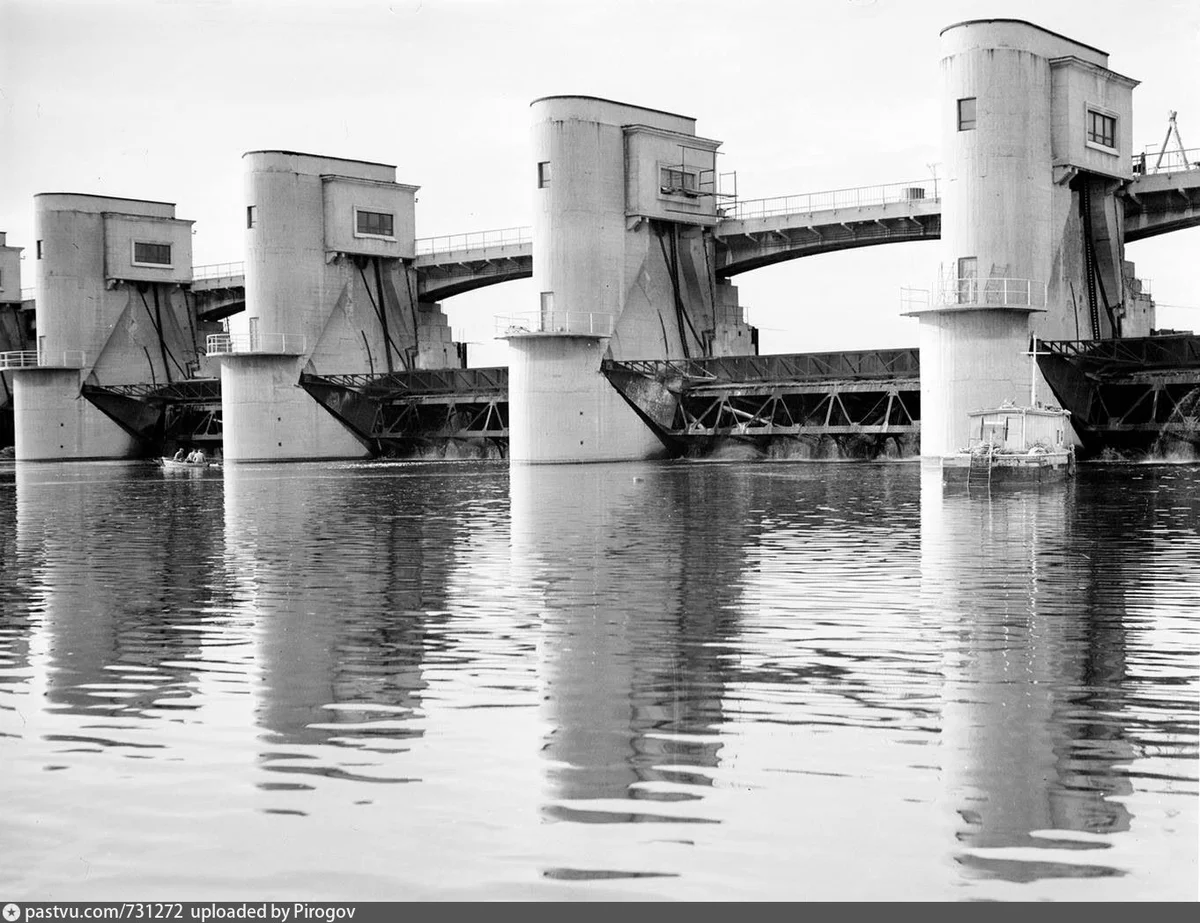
[12,195,197,460]
[508,96,752,464]
[917,20,1139,457]
[220,151,453,462]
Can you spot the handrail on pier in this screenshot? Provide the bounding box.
[206,332,307,356]
[0,349,87,369]
[495,311,615,337]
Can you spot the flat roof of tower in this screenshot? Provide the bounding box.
[939,19,1107,56]
[242,150,396,169]
[530,95,694,122]
[33,192,176,206]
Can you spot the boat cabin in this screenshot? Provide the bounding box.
[965,402,1071,453]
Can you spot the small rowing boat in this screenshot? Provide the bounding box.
[160,456,221,470]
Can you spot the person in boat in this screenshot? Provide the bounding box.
[173,448,186,461]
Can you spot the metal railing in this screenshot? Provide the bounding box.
[0,349,87,369]
[20,287,35,301]
[901,277,1048,311]
[605,349,921,384]
[941,276,1047,309]
[1133,146,1200,175]
[899,287,932,314]
[206,332,307,355]
[721,179,940,222]
[417,227,532,257]
[192,261,245,280]
[495,311,615,337]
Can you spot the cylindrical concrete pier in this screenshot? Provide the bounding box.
[506,331,666,464]
[12,367,137,460]
[918,20,1137,457]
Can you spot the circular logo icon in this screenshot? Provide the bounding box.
[3,905,21,923]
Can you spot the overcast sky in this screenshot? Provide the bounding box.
[2,0,1198,365]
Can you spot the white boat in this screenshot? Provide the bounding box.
[942,401,1075,487]
[159,455,220,470]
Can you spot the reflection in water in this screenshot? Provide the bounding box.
[925,462,1164,883]
[0,458,1194,900]
[511,465,741,824]
[12,462,228,720]
[223,465,438,757]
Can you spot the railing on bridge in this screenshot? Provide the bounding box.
[416,227,531,257]
[0,349,87,369]
[308,367,508,397]
[495,311,615,337]
[721,179,940,222]
[206,333,307,355]
[84,379,223,401]
[1038,334,1200,369]
[1133,146,1200,175]
[192,261,245,281]
[902,276,1047,311]
[607,349,920,384]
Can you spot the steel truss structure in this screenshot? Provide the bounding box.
[81,379,223,450]
[299,367,509,455]
[602,350,921,456]
[1037,335,1200,451]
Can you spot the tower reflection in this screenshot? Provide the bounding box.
[222,463,482,769]
[922,463,1134,882]
[13,462,225,721]
[511,463,748,821]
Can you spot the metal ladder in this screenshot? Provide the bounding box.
[966,444,994,491]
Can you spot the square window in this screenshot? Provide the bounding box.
[1087,110,1116,149]
[660,167,698,194]
[355,209,394,238]
[537,161,551,188]
[247,205,257,229]
[133,241,172,266]
[957,97,976,131]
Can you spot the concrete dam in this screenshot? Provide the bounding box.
[3,18,1200,464]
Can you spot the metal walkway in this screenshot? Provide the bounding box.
[602,349,921,458]
[299,367,509,456]
[81,379,223,451]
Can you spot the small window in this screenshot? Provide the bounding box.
[36,240,43,259]
[355,209,394,238]
[132,241,172,266]
[537,161,551,188]
[957,97,976,131]
[0,269,4,290]
[1087,110,1116,149]
[660,167,697,194]
[246,205,257,229]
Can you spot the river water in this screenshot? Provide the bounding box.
[0,457,1196,901]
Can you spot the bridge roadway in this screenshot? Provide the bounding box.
[188,160,1200,314]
